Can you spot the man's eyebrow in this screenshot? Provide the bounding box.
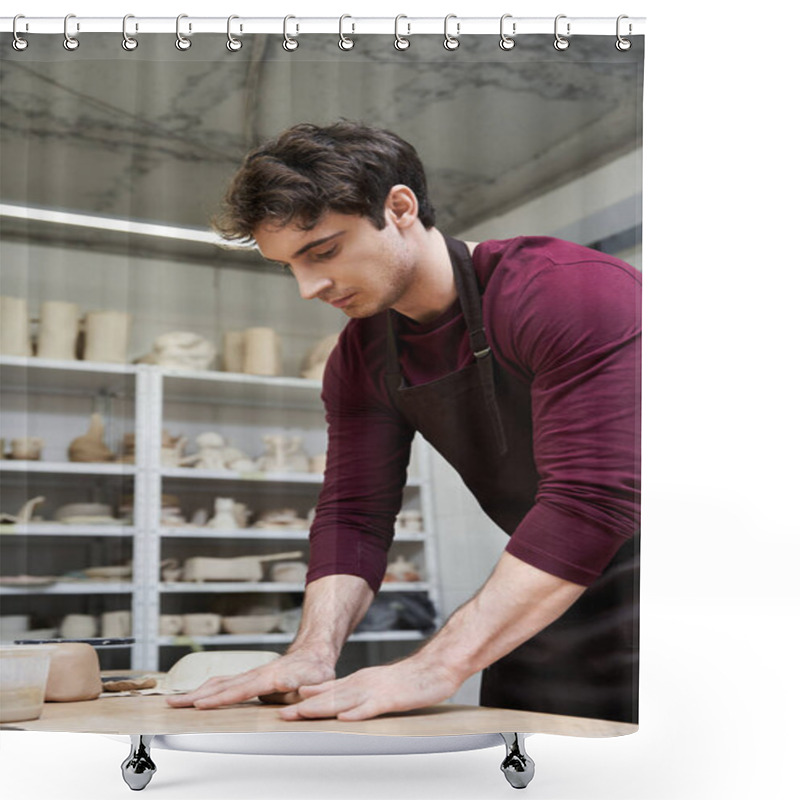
[291,231,345,259]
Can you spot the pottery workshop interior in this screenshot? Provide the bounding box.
[0,35,642,705]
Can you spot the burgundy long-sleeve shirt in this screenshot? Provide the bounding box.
[306,236,641,593]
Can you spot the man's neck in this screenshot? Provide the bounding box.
[392,229,477,324]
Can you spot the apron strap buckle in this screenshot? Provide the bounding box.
[474,346,492,359]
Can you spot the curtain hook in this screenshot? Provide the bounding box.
[12,15,29,51]
[499,14,516,51]
[616,15,632,51]
[122,15,138,51]
[554,14,570,51]
[443,14,460,51]
[63,13,80,51]
[394,15,410,51]
[227,15,243,52]
[175,14,192,51]
[283,15,299,51]
[339,14,355,50]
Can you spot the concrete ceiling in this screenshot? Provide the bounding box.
[1,33,643,254]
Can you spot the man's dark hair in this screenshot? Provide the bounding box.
[214,121,436,242]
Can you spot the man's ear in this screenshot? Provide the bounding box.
[385,185,419,229]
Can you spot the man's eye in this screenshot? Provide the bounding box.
[314,246,337,260]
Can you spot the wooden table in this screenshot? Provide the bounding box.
[4,695,636,791]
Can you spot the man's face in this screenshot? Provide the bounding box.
[253,210,416,319]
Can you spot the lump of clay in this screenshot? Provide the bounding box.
[45,643,103,702]
[161,650,281,692]
[68,413,115,463]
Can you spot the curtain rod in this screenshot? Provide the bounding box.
[1,16,645,37]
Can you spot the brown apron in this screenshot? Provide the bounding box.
[384,236,639,724]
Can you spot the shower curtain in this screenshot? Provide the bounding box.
[0,24,643,738]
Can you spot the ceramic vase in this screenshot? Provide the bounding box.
[83,310,131,363]
[0,296,32,356]
[37,301,80,360]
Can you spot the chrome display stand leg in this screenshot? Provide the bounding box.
[500,732,535,789]
[121,735,157,791]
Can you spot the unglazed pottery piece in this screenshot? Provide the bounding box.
[68,413,115,462]
[159,615,183,636]
[140,331,216,370]
[220,615,281,635]
[299,333,339,380]
[0,496,46,525]
[243,327,282,376]
[101,611,132,638]
[205,498,239,529]
[59,614,97,639]
[44,643,103,702]
[0,645,55,722]
[160,650,281,692]
[269,561,308,584]
[10,437,44,460]
[181,614,222,637]
[384,555,422,583]
[37,301,80,361]
[0,296,33,357]
[179,432,227,470]
[222,330,246,373]
[257,435,309,473]
[252,508,307,530]
[181,551,304,582]
[83,310,131,364]
[396,510,425,533]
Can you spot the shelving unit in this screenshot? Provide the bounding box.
[1,354,443,673]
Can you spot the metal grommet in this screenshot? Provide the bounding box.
[616,15,632,51]
[63,14,80,51]
[394,15,410,50]
[443,14,460,51]
[499,14,515,50]
[12,15,29,51]
[554,14,570,51]
[283,15,299,51]
[227,15,242,52]
[175,14,192,51]
[339,14,355,50]
[122,14,138,51]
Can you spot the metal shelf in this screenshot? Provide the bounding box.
[158,630,427,647]
[159,467,323,484]
[0,523,134,537]
[0,582,134,595]
[159,526,427,542]
[0,460,136,476]
[0,355,135,397]
[160,581,429,594]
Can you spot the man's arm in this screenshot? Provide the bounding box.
[277,551,585,721]
[166,574,374,708]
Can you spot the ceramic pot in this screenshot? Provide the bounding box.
[0,296,32,356]
[83,310,131,363]
[10,437,44,460]
[243,327,282,376]
[59,614,97,639]
[37,301,80,360]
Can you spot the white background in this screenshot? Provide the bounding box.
[2,1,798,799]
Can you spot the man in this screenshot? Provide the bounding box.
[168,121,641,723]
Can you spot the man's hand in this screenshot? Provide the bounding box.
[279,657,461,721]
[165,649,336,709]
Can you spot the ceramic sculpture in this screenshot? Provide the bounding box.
[257,434,309,473]
[161,431,188,468]
[181,551,303,582]
[37,301,80,361]
[83,310,131,364]
[0,496,45,525]
[243,327,282,376]
[68,413,114,462]
[138,331,216,370]
[299,332,339,380]
[0,296,32,356]
[205,498,239,529]
[179,432,227,470]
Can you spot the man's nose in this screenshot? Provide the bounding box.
[293,267,333,301]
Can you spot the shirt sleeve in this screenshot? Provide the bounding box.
[493,257,641,586]
[306,327,415,595]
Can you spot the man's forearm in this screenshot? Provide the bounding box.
[289,573,375,664]
[412,551,586,684]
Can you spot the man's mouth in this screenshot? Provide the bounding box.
[328,293,356,309]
